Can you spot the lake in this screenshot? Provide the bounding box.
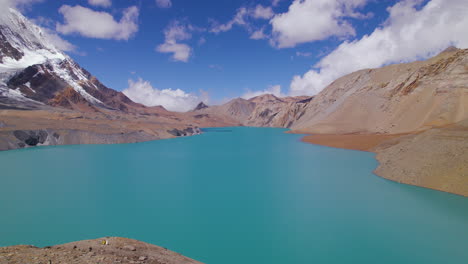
[0,127,467,263]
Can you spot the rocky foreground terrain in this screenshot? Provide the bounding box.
[0,237,202,264]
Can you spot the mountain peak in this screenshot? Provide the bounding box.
[0,8,65,69]
[193,102,208,111]
[249,94,283,104]
[437,46,459,56]
[0,8,139,113]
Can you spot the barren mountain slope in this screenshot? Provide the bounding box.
[194,94,312,128]
[373,118,468,196]
[291,48,468,134]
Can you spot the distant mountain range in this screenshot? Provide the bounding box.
[1,8,467,195]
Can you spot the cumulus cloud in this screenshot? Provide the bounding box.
[289,0,468,96]
[155,0,172,8]
[270,0,369,48]
[122,78,204,112]
[156,21,193,62]
[157,42,191,62]
[88,0,111,8]
[241,85,283,99]
[56,5,139,40]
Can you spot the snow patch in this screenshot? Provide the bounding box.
[0,86,27,101]
[49,59,103,104]
[0,8,103,105]
[0,49,65,71]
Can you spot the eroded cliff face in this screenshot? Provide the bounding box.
[290,48,468,134]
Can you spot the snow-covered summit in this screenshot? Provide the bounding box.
[0,8,65,71]
[0,8,140,111]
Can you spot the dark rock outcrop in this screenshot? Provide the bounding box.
[167,127,201,137]
[0,26,24,63]
[13,130,48,146]
[193,102,208,111]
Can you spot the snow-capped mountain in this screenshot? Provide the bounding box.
[0,8,139,111]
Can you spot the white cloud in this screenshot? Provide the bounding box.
[156,0,171,8]
[250,28,267,40]
[157,42,191,62]
[163,21,191,41]
[156,21,193,62]
[27,17,78,53]
[0,0,42,18]
[253,5,274,19]
[122,78,204,112]
[270,0,368,48]
[289,0,468,96]
[43,29,77,52]
[272,0,282,7]
[56,5,139,40]
[210,7,249,33]
[0,0,42,8]
[88,0,111,8]
[242,85,283,99]
[210,5,273,34]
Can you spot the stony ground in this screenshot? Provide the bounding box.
[374,119,468,196]
[0,237,203,264]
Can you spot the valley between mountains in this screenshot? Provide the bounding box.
[1,8,467,196]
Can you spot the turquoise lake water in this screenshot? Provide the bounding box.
[0,127,467,263]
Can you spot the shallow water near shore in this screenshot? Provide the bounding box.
[1,127,467,263]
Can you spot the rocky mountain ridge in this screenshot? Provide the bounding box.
[291,47,468,134]
[193,94,313,128]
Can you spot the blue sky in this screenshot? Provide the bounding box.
[12,0,468,111]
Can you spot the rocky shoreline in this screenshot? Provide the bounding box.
[0,237,202,264]
[0,108,211,151]
[299,120,468,197]
[0,127,202,151]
